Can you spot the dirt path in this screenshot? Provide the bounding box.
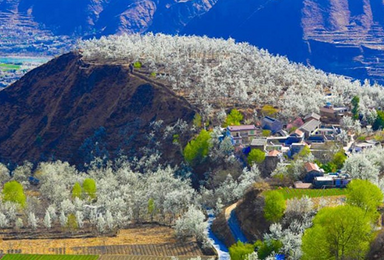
[224,203,237,220]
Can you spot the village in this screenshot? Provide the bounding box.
[223,100,377,191]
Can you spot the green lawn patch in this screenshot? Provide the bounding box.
[274,188,348,200]
[1,255,99,260]
[0,63,21,71]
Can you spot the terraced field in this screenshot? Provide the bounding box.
[0,227,215,259]
[1,255,98,260]
[98,256,214,260]
[71,243,205,256]
[0,256,214,260]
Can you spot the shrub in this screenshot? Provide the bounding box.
[133,61,142,68]
[223,109,243,127]
[173,134,180,144]
[67,213,78,230]
[261,105,278,116]
[229,241,255,260]
[193,113,202,128]
[262,130,271,137]
[255,239,283,259]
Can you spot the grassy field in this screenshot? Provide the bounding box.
[0,63,21,71]
[1,255,98,260]
[274,188,348,199]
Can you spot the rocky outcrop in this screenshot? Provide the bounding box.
[0,52,196,166]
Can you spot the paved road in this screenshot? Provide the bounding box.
[206,210,230,260]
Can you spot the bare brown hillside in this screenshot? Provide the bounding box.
[0,52,196,166]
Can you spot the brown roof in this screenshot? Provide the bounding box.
[304,162,320,173]
[304,112,321,121]
[268,150,280,157]
[320,107,335,114]
[228,125,257,131]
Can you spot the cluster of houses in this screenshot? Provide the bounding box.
[294,162,351,189]
[227,104,348,158]
[225,103,356,188]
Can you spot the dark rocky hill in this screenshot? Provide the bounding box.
[182,0,384,83]
[0,52,195,166]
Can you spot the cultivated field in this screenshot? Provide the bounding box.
[0,226,176,254]
[98,256,214,260]
[0,226,213,259]
[1,255,98,260]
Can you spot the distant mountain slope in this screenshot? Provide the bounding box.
[11,0,216,36]
[0,52,195,165]
[0,0,216,55]
[182,0,384,83]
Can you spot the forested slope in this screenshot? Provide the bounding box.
[81,34,384,120]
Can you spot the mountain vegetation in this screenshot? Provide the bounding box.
[81,34,384,121]
[4,34,384,259]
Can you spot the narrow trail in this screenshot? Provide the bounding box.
[129,69,198,109]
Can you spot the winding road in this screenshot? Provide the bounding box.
[206,210,230,260]
[206,204,249,260]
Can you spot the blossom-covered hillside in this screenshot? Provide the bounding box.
[81,34,384,120]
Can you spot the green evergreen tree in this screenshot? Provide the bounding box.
[351,96,360,120]
[183,129,212,165]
